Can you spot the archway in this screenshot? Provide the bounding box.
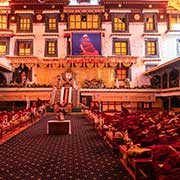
[151,75,161,88]
[169,69,179,88]
[13,64,32,84]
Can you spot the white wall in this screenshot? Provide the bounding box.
[5,11,180,86]
[101,20,180,87]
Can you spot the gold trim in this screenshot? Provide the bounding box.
[36,14,42,21]
[11,63,20,68]
[38,63,48,68]
[134,14,140,20]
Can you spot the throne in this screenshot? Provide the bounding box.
[59,68,75,112]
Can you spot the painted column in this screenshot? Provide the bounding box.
[68,87,72,103]
[61,87,64,103]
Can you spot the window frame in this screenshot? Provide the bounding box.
[45,13,59,33]
[115,67,128,81]
[177,39,180,56]
[151,75,161,88]
[168,14,180,31]
[169,69,179,88]
[112,38,131,56]
[137,102,152,110]
[68,13,100,30]
[45,38,58,57]
[17,14,33,33]
[0,38,10,56]
[145,38,159,58]
[112,14,129,32]
[15,39,33,56]
[0,14,8,30]
[144,13,157,32]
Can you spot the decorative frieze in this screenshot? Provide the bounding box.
[8,56,137,69]
[63,5,104,13]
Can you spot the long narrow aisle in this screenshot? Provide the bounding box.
[0,113,132,180]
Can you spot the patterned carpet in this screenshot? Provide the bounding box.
[0,113,132,180]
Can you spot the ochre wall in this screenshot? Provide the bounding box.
[36,66,115,88]
[0,89,51,101]
[152,98,163,110]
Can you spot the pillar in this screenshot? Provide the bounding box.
[168,97,171,111]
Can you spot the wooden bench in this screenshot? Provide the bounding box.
[119,145,152,180]
[105,131,124,150]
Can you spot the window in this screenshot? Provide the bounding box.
[0,38,9,56]
[169,14,180,31]
[45,14,58,32]
[45,39,58,57]
[15,40,33,56]
[0,15,8,30]
[151,75,161,88]
[115,64,131,81]
[116,67,127,81]
[169,69,179,88]
[137,102,152,110]
[113,38,130,56]
[77,0,91,3]
[112,14,128,32]
[69,14,99,29]
[177,39,180,55]
[17,14,32,32]
[145,39,159,58]
[144,14,157,32]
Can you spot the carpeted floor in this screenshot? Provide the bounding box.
[0,113,132,180]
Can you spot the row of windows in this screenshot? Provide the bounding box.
[113,14,179,32]
[2,38,180,57]
[0,39,57,57]
[0,13,180,32]
[1,37,180,57]
[113,38,159,57]
[151,69,179,88]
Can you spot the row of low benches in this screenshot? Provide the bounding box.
[85,113,151,180]
[102,131,152,180]
[85,110,179,180]
[0,109,43,139]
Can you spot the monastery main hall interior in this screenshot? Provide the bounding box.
[0,0,180,179]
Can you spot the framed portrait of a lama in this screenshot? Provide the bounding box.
[72,32,101,56]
